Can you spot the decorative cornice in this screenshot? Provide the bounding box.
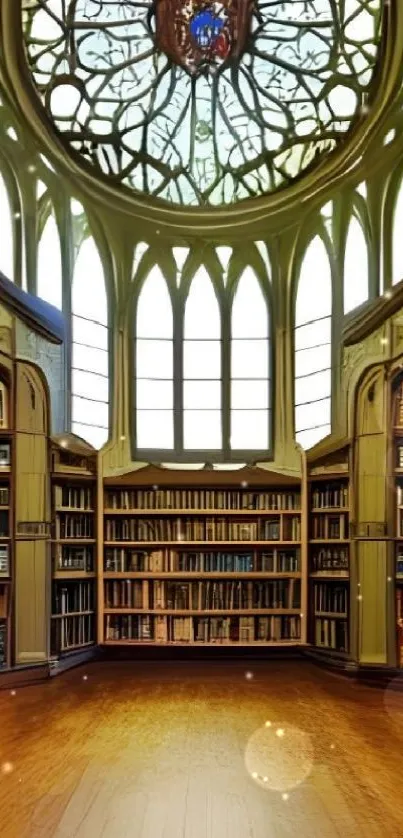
[343,279,403,347]
[0,271,64,344]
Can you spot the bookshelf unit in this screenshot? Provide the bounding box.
[50,436,97,657]
[392,378,403,667]
[0,372,12,670]
[307,442,351,657]
[99,466,306,647]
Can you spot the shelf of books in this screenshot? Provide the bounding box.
[307,442,351,657]
[50,436,97,656]
[99,468,306,647]
[0,375,12,670]
[392,378,403,667]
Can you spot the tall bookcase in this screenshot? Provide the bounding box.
[392,378,403,667]
[307,442,351,658]
[0,374,12,670]
[50,436,97,657]
[98,466,306,647]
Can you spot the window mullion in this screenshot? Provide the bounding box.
[222,300,231,455]
[174,295,184,453]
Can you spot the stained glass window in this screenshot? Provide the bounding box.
[0,173,14,281]
[344,216,369,313]
[71,237,109,449]
[37,214,62,309]
[23,0,383,206]
[135,267,174,449]
[294,236,332,450]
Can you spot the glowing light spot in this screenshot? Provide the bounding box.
[82,675,88,681]
[245,722,314,792]
[245,671,254,680]
[10,690,16,697]
[282,792,289,801]
[1,762,13,775]
[241,481,248,488]
[330,744,335,750]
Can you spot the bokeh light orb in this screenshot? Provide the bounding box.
[245,722,314,792]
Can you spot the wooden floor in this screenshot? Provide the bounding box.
[0,659,403,838]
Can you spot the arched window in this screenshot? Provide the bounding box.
[0,173,14,281]
[71,237,109,449]
[37,214,62,309]
[393,181,403,286]
[183,267,221,450]
[344,216,369,312]
[294,236,332,450]
[135,267,174,449]
[231,268,270,450]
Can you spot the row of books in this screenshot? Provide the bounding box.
[0,510,9,538]
[314,617,348,651]
[314,583,348,615]
[0,444,10,467]
[54,545,94,572]
[0,487,9,506]
[54,485,94,510]
[104,614,301,642]
[0,546,9,577]
[311,484,348,509]
[0,620,6,666]
[55,513,94,540]
[52,581,94,615]
[397,556,403,576]
[104,489,301,511]
[397,446,403,469]
[165,580,301,611]
[103,548,300,574]
[104,578,301,611]
[311,514,348,540]
[105,580,148,610]
[105,614,152,640]
[311,548,349,572]
[104,517,301,542]
[51,614,95,652]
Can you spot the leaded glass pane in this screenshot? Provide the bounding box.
[23,0,383,206]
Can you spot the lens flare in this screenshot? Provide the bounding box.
[245,722,314,792]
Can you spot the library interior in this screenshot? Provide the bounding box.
[0,1,403,836]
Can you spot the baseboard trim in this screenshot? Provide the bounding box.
[0,647,99,688]
[98,644,304,662]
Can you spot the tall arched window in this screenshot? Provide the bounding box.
[344,216,369,312]
[0,173,14,281]
[231,269,270,450]
[295,236,332,450]
[184,267,221,450]
[393,181,403,286]
[135,267,173,449]
[71,237,109,449]
[37,214,62,309]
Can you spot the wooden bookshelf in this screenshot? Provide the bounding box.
[307,441,351,656]
[99,468,306,647]
[0,373,12,670]
[392,379,403,667]
[50,436,97,657]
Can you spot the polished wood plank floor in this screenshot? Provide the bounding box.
[0,660,403,837]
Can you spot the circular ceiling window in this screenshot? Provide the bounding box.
[23,0,384,207]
